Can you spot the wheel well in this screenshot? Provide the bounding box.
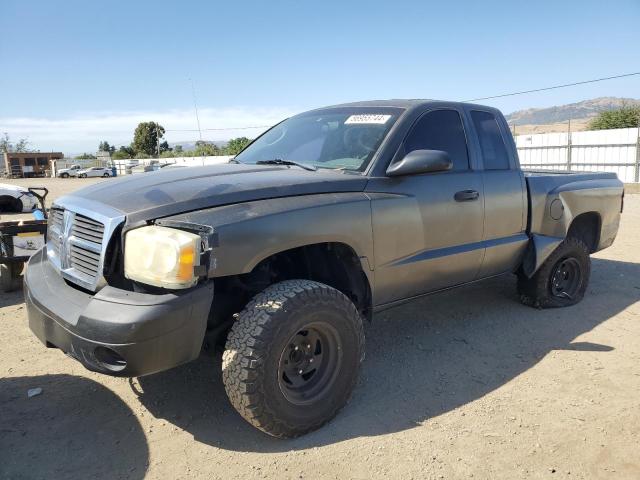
[210,243,373,329]
[0,195,20,212]
[567,212,601,253]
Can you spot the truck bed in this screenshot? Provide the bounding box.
[524,169,623,254]
[523,169,619,180]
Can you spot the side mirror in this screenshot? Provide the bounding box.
[386,149,452,177]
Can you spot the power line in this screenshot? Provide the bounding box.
[169,72,640,132]
[463,71,640,102]
[80,70,640,146]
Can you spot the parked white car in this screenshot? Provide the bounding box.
[0,183,39,213]
[77,167,113,178]
[57,164,83,178]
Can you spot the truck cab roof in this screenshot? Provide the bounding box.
[315,99,503,115]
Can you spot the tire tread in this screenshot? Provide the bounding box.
[222,279,364,438]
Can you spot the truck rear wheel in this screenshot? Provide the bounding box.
[222,279,365,438]
[517,237,590,308]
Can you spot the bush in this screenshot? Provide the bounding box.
[589,106,640,130]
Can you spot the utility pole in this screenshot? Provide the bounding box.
[156,125,160,158]
[566,118,572,171]
[635,116,640,183]
[189,77,203,142]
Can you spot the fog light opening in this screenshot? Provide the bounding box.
[94,346,127,372]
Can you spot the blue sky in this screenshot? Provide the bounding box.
[1,0,639,152]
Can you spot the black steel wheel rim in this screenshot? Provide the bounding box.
[277,322,342,405]
[550,257,582,299]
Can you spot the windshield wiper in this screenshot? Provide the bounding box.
[256,158,316,171]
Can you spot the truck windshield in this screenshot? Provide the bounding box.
[235,107,404,171]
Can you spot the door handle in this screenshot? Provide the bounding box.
[454,190,480,202]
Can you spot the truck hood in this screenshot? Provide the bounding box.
[63,163,368,224]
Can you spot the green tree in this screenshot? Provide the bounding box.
[75,153,97,160]
[1,133,32,153]
[225,137,251,155]
[588,106,640,130]
[0,133,11,153]
[132,122,169,157]
[173,145,184,155]
[112,150,128,160]
[111,145,135,159]
[98,141,116,154]
[194,140,221,156]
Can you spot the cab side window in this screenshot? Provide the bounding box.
[470,110,511,170]
[404,109,469,171]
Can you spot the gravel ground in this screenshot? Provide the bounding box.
[1,178,639,480]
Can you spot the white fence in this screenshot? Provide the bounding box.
[161,155,233,167]
[515,127,640,183]
[112,155,232,175]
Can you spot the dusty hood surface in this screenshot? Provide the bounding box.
[63,163,368,224]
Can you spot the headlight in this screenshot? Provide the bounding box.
[124,226,202,289]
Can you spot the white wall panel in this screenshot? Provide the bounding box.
[515,127,639,182]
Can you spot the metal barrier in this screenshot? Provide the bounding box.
[515,126,640,182]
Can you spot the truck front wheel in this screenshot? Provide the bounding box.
[222,279,365,438]
[517,237,591,308]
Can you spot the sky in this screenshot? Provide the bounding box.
[1,0,639,153]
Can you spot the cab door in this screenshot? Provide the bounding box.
[367,108,485,306]
[466,108,528,278]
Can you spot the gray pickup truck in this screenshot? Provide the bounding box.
[25,100,624,437]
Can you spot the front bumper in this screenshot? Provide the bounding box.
[24,248,214,377]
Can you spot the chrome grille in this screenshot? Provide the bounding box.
[71,214,105,244]
[47,208,65,257]
[46,200,124,291]
[69,244,102,277]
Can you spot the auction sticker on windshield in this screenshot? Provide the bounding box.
[344,114,391,124]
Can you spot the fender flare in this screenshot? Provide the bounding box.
[521,234,563,278]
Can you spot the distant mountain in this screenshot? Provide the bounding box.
[505,97,640,126]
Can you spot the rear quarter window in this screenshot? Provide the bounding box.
[470,110,511,170]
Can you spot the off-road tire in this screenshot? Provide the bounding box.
[518,237,590,308]
[222,279,365,438]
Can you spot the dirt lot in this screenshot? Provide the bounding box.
[1,178,639,480]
